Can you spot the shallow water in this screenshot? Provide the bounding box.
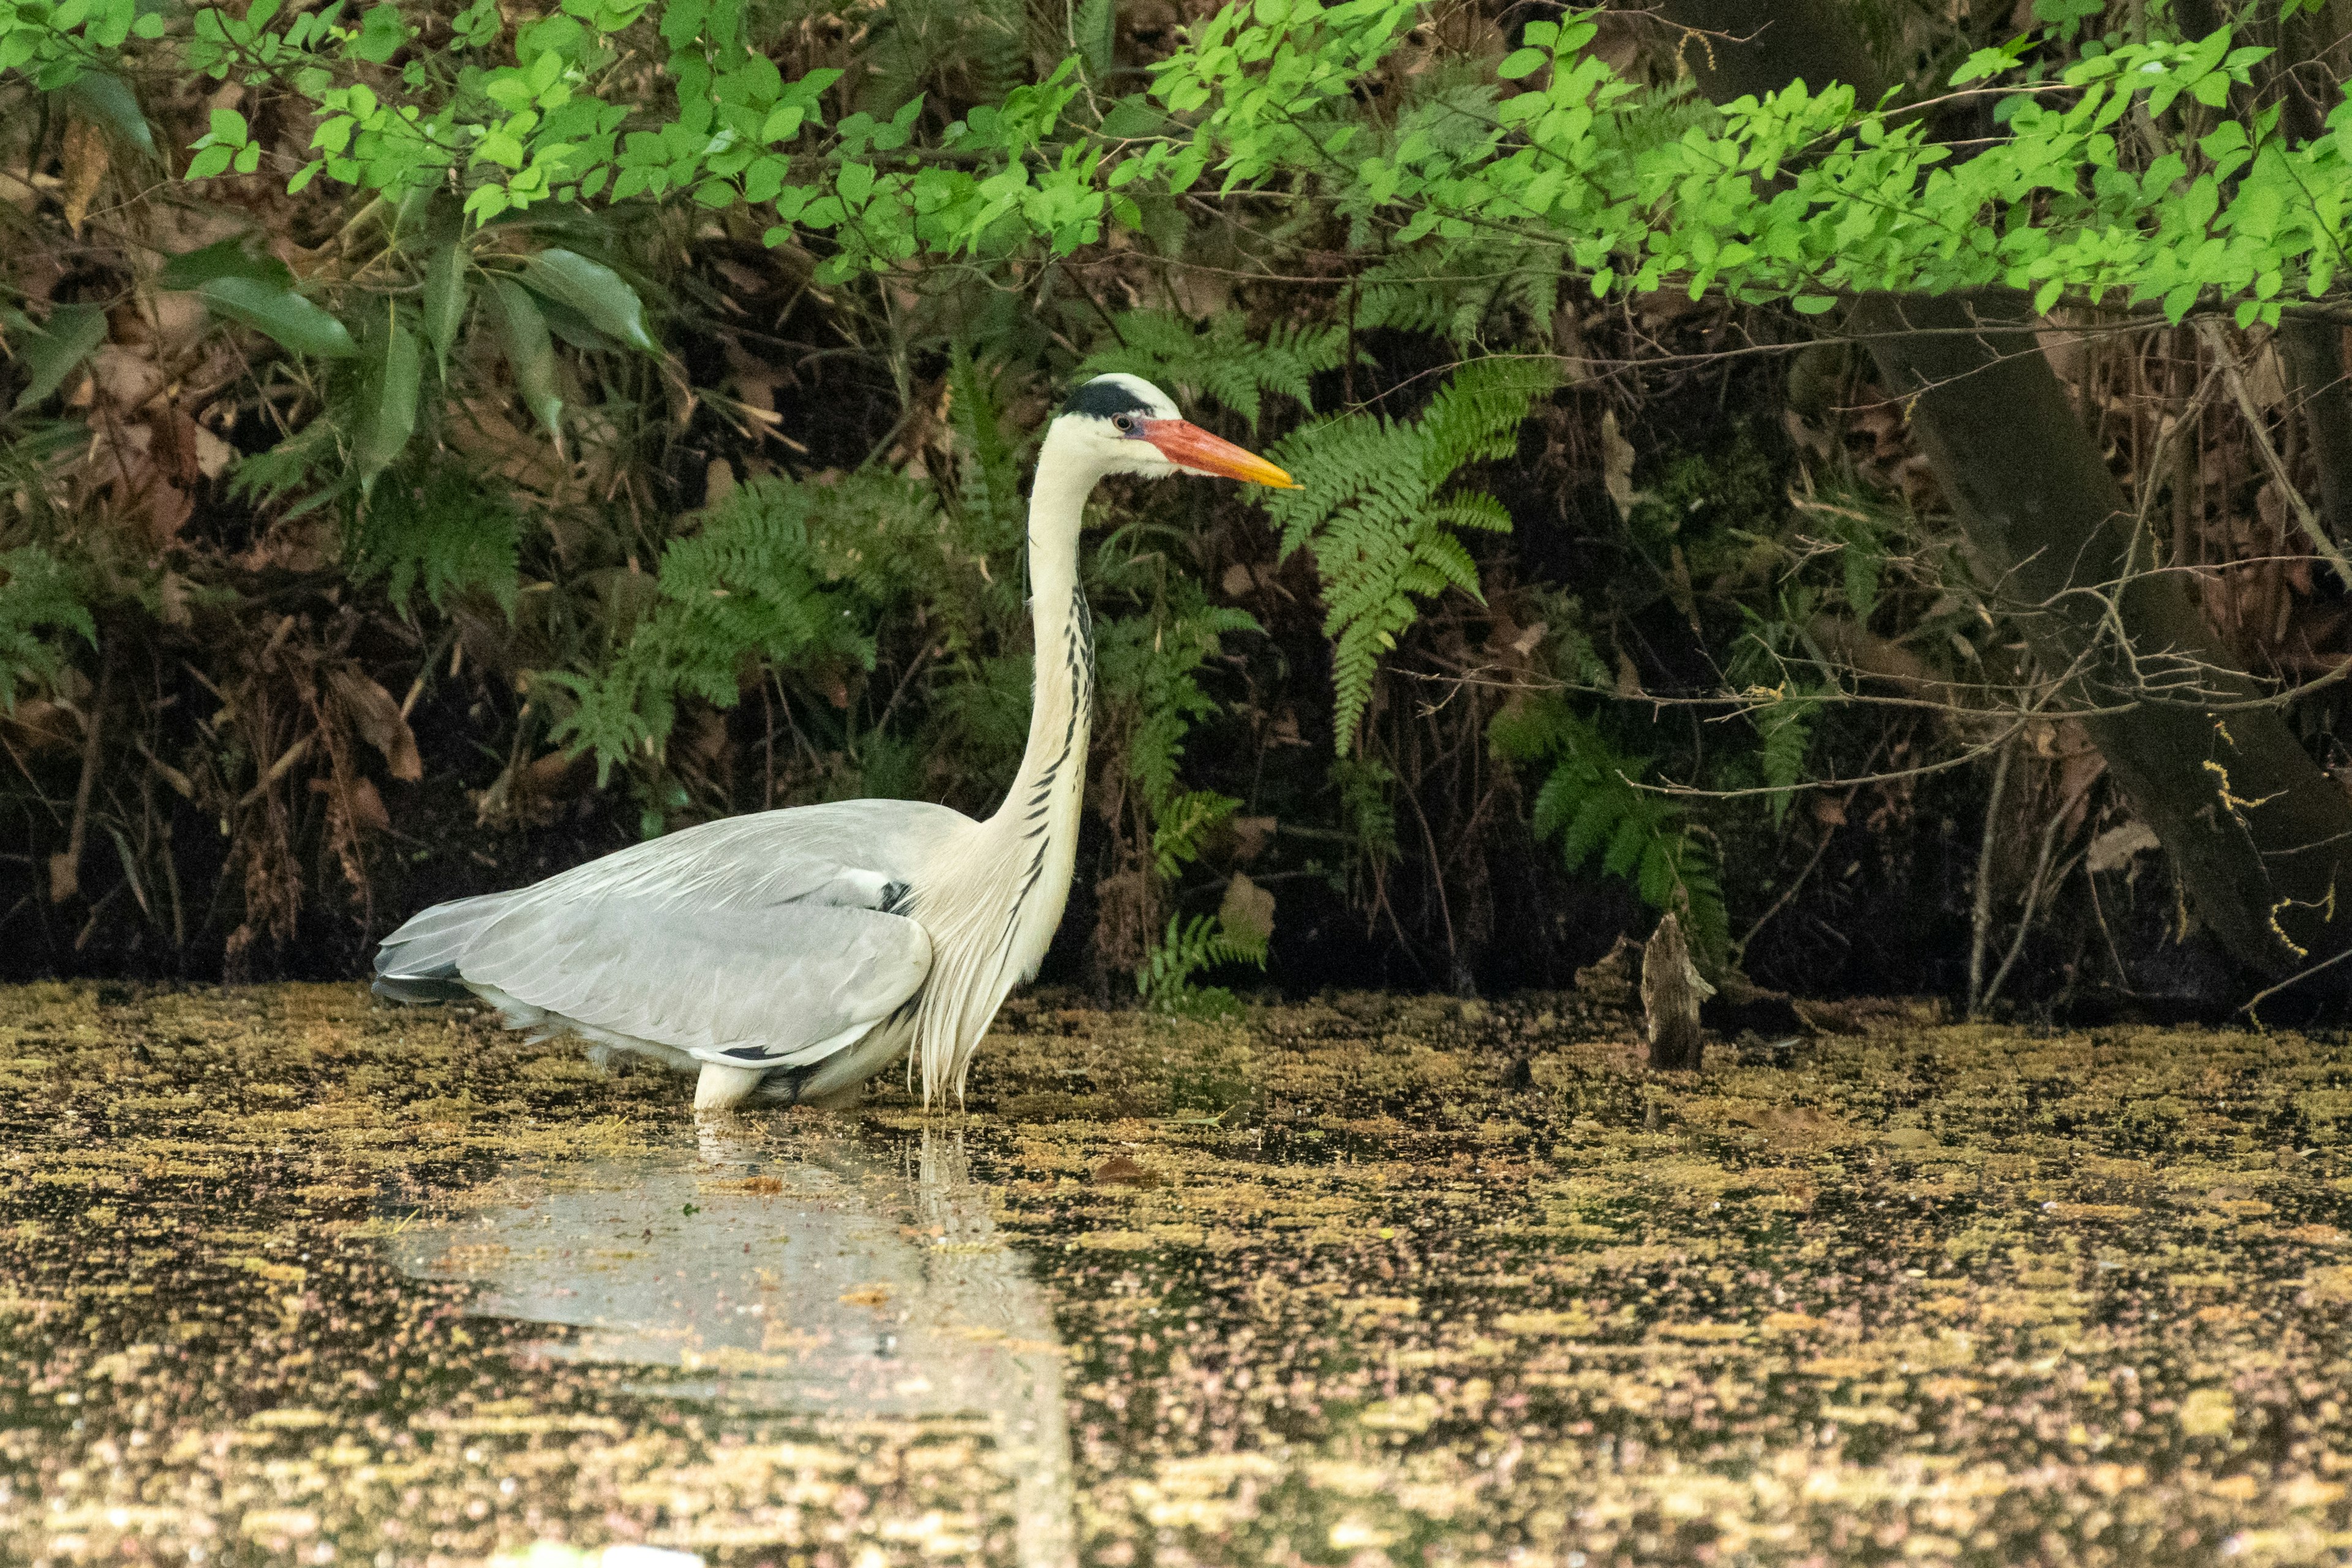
[6,984,2352,1565]
[383,1127,1074,1566]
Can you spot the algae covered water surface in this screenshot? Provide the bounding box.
[6,985,2352,1565]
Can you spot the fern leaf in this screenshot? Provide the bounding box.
[1561,789,1620,867]
[1756,695,1818,827]
[1601,808,1650,880]
[1265,361,1554,753]
[546,473,885,780]
[0,546,92,710]
[1077,309,1346,431]
[1070,0,1115,79]
[352,464,524,617]
[1493,694,1728,971]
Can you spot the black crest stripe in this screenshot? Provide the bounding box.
[1060,379,1157,420]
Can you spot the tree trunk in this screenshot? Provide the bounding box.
[2277,315,2352,546]
[1659,0,2352,979]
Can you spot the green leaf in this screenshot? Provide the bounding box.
[159,236,292,290]
[422,242,467,380]
[355,312,420,495]
[492,277,563,442]
[350,2,409,61]
[200,276,360,358]
[518,249,657,353]
[10,304,108,410]
[1498,47,1547,79]
[59,72,156,157]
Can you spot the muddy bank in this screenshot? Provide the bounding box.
[2,986,2351,1564]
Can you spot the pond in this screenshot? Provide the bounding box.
[3,983,2352,1566]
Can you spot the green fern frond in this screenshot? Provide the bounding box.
[1755,696,1819,828]
[228,421,341,511]
[546,474,886,783]
[1076,310,1348,431]
[1492,695,1728,968]
[1728,595,1830,828]
[1351,242,1568,347]
[856,0,1028,116]
[1419,358,1552,478]
[1152,788,1240,880]
[0,546,92,710]
[1262,358,1554,751]
[1138,910,1268,1019]
[947,344,1025,557]
[349,462,521,616]
[1070,0,1117,81]
[1332,754,1400,865]
[1095,581,1261,812]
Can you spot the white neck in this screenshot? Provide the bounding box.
[912,427,1101,1101]
[989,435,1095,837]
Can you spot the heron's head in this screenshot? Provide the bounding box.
[1049,373,1297,489]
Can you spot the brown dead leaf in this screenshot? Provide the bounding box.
[1092,1155,1165,1189]
[91,347,163,413]
[1600,409,1637,519]
[326,668,423,781]
[704,457,736,506]
[312,774,390,832]
[1227,815,1276,864]
[149,407,202,484]
[155,570,195,628]
[1218,871,1275,948]
[0,699,78,756]
[139,478,192,547]
[2086,820,2159,875]
[473,748,587,830]
[60,116,107,235]
[192,423,235,480]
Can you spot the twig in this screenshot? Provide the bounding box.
[1982,808,2075,1013]
[1735,756,1875,959]
[50,651,110,903]
[236,733,313,811]
[2242,940,2352,1023]
[2195,318,2352,590]
[1966,738,2014,1017]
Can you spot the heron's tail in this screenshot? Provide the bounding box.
[372,892,513,1003]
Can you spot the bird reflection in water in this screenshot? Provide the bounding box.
[386,1125,1076,1568]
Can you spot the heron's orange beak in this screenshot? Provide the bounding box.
[1140,420,1297,488]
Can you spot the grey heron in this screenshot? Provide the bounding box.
[372,374,1294,1110]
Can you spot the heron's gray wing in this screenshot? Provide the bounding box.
[458,884,932,1069]
[374,891,519,1001]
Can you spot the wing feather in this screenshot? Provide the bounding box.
[461,896,930,1066]
[424,798,967,1068]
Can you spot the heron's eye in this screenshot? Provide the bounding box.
[1112,413,1135,433]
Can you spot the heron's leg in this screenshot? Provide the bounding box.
[693,1061,768,1110]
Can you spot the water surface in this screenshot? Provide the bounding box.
[386,1126,1074,1566]
[5,984,2352,1565]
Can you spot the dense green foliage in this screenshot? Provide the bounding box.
[0,0,2346,1003]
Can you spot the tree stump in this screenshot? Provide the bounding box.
[1641,913,1714,1072]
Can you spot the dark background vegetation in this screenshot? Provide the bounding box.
[0,0,2344,1019]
